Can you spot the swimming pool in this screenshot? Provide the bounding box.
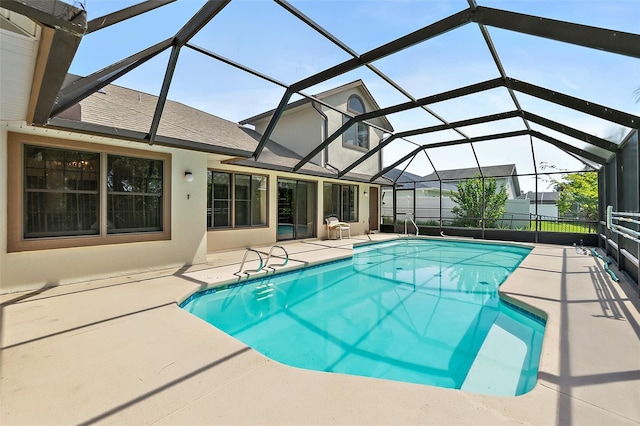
[182,239,544,396]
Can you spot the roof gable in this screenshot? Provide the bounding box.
[239,79,394,132]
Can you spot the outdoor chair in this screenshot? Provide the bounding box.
[325,216,351,240]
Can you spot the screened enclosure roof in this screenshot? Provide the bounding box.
[4,0,639,192]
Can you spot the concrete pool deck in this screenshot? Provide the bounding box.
[1,234,639,425]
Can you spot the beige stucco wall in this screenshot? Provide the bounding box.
[206,157,376,251]
[0,123,208,294]
[253,107,323,165]
[206,157,277,251]
[0,123,380,293]
[251,86,386,174]
[321,87,385,176]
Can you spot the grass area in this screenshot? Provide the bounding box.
[382,216,598,233]
[383,217,597,233]
[535,220,596,233]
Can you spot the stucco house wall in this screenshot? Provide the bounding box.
[253,106,323,166]
[249,85,386,176]
[0,124,209,294]
[206,157,373,251]
[1,121,377,294]
[321,87,385,176]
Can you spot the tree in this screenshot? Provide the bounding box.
[549,171,598,219]
[451,174,508,228]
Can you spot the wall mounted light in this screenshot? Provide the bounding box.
[364,191,368,197]
[184,171,194,182]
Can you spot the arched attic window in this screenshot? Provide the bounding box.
[343,95,369,150]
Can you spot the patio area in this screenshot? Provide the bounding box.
[1,234,639,425]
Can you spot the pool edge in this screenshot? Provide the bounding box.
[175,253,354,306]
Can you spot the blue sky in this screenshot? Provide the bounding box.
[71,0,639,191]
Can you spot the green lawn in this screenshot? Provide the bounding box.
[534,220,596,233]
[382,217,598,233]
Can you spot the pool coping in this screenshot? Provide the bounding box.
[174,252,355,306]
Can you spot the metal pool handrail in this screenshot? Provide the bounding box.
[405,215,419,236]
[607,206,640,244]
[265,245,289,269]
[236,248,264,275]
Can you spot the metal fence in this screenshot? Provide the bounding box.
[382,211,597,233]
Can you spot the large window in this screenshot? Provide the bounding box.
[8,133,171,252]
[24,145,100,237]
[343,95,369,150]
[207,171,267,228]
[209,172,231,227]
[107,155,163,233]
[323,183,358,222]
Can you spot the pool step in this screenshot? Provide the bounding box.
[253,283,274,301]
[461,312,531,396]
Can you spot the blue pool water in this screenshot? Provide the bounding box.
[182,239,545,396]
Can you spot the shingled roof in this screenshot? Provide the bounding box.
[384,168,458,191]
[52,76,258,155]
[383,168,424,184]
[422,164,521,195]
[50,76,390,184]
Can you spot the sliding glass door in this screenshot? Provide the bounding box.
[277,178,316,241]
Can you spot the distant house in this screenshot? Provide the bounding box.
[381,169,457,222]
[517,191,560,218]
[423,164,522,199]
[381,165,526,227]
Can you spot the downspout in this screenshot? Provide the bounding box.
[393,185,397,229]
[312,102,329,167]
[312,101,330,238]
[535,177,539,237]
[530,135,539,243]
[481,176,485,239]
[439,180,443,233]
